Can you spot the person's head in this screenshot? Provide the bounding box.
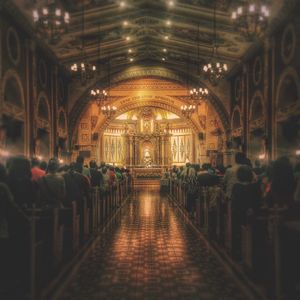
[40,161,48,171]
[194,164,201,172]
[294,163,300,174]
[76,155,84,165]
[31,157,40,168]
[237,165,253,183]
[254,160,261,168]
[217,164,226,175]
[7,156,31,180]
[47,158,60,174]
[235,152,246,165]
[89,160,97,169]
[102,167,107,174]
[0,163,7,182]
[271,157,295,199]
[202,163,209,171]
[186,162,191,168]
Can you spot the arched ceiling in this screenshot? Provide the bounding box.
[10,0,287,77]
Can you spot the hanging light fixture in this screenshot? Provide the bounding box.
[181,104,197,118]
[190,24,209,103]
[231,1,270,40]
[70,3,96,85]
[32,0,70,44]
[90,21,107,106]
[203,3,228,86]
[100,60,117,118]
[181,55,196,118]
[190,87,209,101]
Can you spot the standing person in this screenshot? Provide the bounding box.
[223,152,247,199]
[185,166,198,218]
[108,166,116,188]
[265,157,296,208]
[231,165,262,260]
[0,163,29,298]
[31,157,45,182]
[89,160,103,187]
[7,156,37,208]
[62,163,90,208]
[37,158,65,208]
[76,155,91,179]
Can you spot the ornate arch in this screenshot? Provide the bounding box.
[96,99,200,133]
[57,108,67,137]
[275,66,300,120]
[69,73,230,139]
[36,91,51,130]
[231,105,243,136]
[249,90,265,130]
[1,69,25,119]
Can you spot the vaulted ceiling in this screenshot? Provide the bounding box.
[12,0,284,78]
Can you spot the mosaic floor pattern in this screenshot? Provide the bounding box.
[59,188,249,300]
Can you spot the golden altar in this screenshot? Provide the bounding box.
[131,166,167,186]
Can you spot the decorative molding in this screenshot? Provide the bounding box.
[281,23,296,65]
[7,27,21,66]
[249,90,265,121]
[253,56,263,86]
[1,69,25,118]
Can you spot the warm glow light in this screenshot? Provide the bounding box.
[163,48,167,52]
[59,159,64,164]
[120,1,126,8]
[166,20,172,26]
[296,150,300,156]
[258,153,266,160]
[128,48,132,53]
[168,1,174,7]
[129,58,134,62]
[126,36,131,41]
[164,35,169,40]
[123,20,129,26]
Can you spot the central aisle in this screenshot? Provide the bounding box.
[59,188,249,300]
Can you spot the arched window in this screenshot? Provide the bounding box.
[232,108,242,130]
[250,93,264,121]
[278,75,298,108]
[38,96,50,121]
[4,76,23,108]
[58,111,66,130]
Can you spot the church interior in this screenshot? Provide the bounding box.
[0,0,300,299]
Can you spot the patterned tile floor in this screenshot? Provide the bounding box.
[59,188,249,300]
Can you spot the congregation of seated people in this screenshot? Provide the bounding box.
[168,153,300,299]
[168,152,300,218]
[0,155,131,297]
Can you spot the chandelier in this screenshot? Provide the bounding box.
[71,61,96,84]
[231,1,270,40]
[32,1,70,44]
[101,105,117,118]
[190,87,209,102]
[181,104,196,119]
[70,3,96,85]
[203,49,228,86]
[203,4,228,86]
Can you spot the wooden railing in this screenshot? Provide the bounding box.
[10,179,131,300]
[169,179,300,300]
